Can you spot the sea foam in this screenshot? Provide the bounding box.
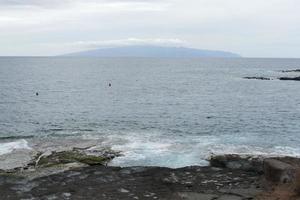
[0,139,31,156]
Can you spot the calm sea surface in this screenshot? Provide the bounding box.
[0,57,300,167]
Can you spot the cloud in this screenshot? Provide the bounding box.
[0,0,164,8]
[0,0,168,31]
[0,0,66,7]
[0,0,299,57]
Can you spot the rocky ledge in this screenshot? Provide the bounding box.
[0,164,262,200]
[243,76,300,81]
[278,76,300,81]
[280,69,300,73]
[243,77,271,80]
[243,68,300,82]
[1,153,300,200]
[0,147,121,177]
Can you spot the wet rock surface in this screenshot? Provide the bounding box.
[243,76,300,81]
[243,69,300,82]
[0,138,118,172]
[0,146,121,174]
[243,77,271,80]
[210,154,264,173]
[33,148,119,167]
[264,159,297,183]
[280,69,300,73]
[278,76,300,81]
[1,154,300,199]
[0,165,262,200]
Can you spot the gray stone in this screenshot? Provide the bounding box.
[243,77,271,80]
[177,193,218,200]
[162,172,180,183]
[279,76,300,81]
[209,154,264,173]
[220,188,261,199]
[119,188,130,193]
[0,150,35,171]
[264,159,296,183]
[217,195,242,200]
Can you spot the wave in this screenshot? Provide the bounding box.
[0,139,32,156]
[107,133,300,168]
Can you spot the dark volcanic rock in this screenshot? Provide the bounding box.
[30,148,121,169]
[3,154,300,199]
[264,159,296,183]
[243,77,271,80]
[209,154,264,173]
[276,157,300,167]
[279,76,300,81]
[35,150,110,167]
[281,69,300,73]
[0,166,262,200]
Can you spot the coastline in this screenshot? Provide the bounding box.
[1,144,300,199]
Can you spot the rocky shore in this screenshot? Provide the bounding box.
[243,68,300,81]
[243,76,300,81]
[1,150,300,200]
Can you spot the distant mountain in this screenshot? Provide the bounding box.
[62,45,240,58]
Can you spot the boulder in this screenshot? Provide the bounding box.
[279,76,300,81]
[280,69,300,73]
[243,77,271,80]
[209,154,264,173]
[32,148,120,168]
[294,169,300,195]
[264,159,296,183]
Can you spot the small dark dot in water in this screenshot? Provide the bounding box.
[36,92,39,96]
[206,116,212,119]
[109,83,112,87]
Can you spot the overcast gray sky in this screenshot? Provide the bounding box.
[0,0,299,57]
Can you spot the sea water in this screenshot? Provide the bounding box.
[1,57,300,168]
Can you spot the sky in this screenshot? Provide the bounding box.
[0,0,299,57]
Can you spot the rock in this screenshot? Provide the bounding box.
[209,154,264,173]
[175,192,218,200]
[0,163,263,200]
[63,192,71,197]
[35,150,108,167]
[162,172,180,184]
[264,159,296,183]
[280,69,300,73]
[243,77,271,80]
[27,148,120,170]
[119,188,130,193]
[279,76,300,81]
[295,169,300,195]
[276,157,300,167]
[0,149,36,171]
[217,195,242,200]
[220,188,262,199]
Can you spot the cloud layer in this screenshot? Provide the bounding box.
[0,0,299,57]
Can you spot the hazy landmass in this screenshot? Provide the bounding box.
[62,45,241,58]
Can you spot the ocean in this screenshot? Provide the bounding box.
[0,57,300,168]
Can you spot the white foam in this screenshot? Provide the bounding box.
[0,139,31,156]
[106,133,300,168]
[108,133,214,168]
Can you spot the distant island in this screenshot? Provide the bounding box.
[61,45,241,58]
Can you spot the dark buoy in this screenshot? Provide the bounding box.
[36,92,39,96]
[109,83,112,87]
